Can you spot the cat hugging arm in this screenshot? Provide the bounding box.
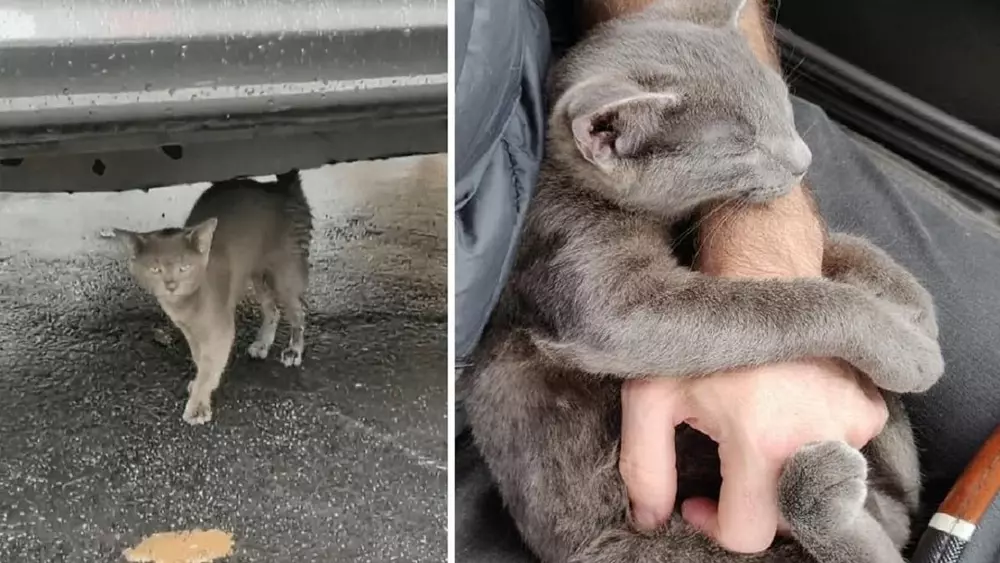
[530,2,942,393]
[464,1,944,562]
[114,170,313,425]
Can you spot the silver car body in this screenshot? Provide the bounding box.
[0,0,447,192]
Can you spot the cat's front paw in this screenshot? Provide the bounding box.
[182,395,213,425]
[280,347,302,367]
[779,441,867,534]
[247,340,271,360]
[862,305,945,393]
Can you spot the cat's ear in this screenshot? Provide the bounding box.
[185,217,218,255]
[571,92,682,171]
[113,228,146,257]
[658,0,747,28]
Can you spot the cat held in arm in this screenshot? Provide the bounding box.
[461,1,945,562]
[115,170,313,425]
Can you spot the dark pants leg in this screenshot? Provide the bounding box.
[454,2,1000,561]
[794,100,1000,516]
[795,101,1000,562]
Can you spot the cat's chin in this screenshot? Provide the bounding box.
[736,182,797,204]
[155,290,196,303]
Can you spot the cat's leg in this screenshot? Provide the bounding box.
[530,273,942,393]
[860,395,921,547]
[824,233,938,340]
[779,441,907,563]
[182,316,236,425]
[247,274,280,360]
[279,296,305,368]
[179,329,200,395]
[273,267,307,368]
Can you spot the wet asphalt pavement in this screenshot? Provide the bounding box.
[0,155,447,562]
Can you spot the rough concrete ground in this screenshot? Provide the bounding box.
[0,155,447,562]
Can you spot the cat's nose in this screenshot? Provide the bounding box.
[785,139,812,178]
[164,280,178,292]
[768,137,812,178]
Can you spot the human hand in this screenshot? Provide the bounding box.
[619,358,887,553]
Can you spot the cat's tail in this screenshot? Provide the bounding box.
[274,168,308,209]
[276,168,304,196]
[274,168,313,267]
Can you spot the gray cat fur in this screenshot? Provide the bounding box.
[114,170,313,425]
[461,1,944,562]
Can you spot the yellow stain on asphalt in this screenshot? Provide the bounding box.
[122,529,234,563]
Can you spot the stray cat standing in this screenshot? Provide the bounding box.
[114,170,313,425]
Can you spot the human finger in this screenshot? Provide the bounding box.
[834,362,889,448]
[685,441,780,553]
[620,379,681,530]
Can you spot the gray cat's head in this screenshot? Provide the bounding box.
[547,0,811,218]
[113,218,217,301]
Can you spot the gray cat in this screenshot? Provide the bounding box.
[461,1,944,562]
[115,170,313,425]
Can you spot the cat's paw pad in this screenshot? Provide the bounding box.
[182,397,213,425]
[779,441,867,532]
[247,340,270,360]
[280,347,302,367]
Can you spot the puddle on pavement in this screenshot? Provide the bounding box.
[122,529,234,563]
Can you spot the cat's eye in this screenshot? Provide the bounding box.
[150,266,161,273]
[179,265,191,272]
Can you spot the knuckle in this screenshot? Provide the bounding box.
[754,432,797,460]
[868,400,889,432]
[876,403,889,426]
[618,456,639,479]
[618,458,657,487]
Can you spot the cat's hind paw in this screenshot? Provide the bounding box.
[182,396,213,425]
[779,441,868,534]
[280,347,303,367]
[247,340,271,360]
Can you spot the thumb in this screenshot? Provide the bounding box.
[619,380,682,530]
[684,441,779,553]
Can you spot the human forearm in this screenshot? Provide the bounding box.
[698,0,825,279]
[697,185,824,278]
[579,0,657,28]
[580,0,780,70]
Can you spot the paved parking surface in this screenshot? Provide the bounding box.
[0,155,447,562]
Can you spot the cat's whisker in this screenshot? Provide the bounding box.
[691,199,747,265]
[667,201,733,254]
[799,119,819,140]
[783,56,808,84]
